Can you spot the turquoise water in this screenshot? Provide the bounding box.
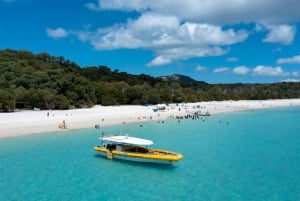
[1,106,300,201]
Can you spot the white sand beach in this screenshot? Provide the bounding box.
[1,99,300,138]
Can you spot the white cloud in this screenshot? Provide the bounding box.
[210,65,298,77]
[277,55,300,64]
[82,14,248,50]
[75,13,247,66]
[85,2,101,11]
[262,24,296,45]
[227,57,239,62]
[86,0,149,12]
[233,66,250,75]
[291,71,300,77]
[147,56,171,67]
[252,66,288,76]
[46,28,68,39]
[147,47,226,66]
[87,0,300,24]
[272,47,282,52]
[213,67,230,73]
[80,1,300,67]
[281,78,300,82]
[195,65,207,72]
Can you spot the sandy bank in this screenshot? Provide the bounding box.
[1,99,300,138]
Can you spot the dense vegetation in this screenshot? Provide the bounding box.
[1,49,300,111]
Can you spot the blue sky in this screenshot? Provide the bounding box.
[1,0,300,83]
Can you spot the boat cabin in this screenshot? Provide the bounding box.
[102,141,151,153]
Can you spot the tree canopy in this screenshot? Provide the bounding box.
[1,49,300,111]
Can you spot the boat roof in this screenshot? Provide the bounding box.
[100,135,153,146]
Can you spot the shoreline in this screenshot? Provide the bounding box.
[1,99,300,139]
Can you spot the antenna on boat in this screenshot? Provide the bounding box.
[95,124,100,129]
[95,123,105,138]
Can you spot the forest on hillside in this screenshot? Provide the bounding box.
[1,49,300,111]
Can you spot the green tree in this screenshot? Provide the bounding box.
[0,89,15,111]
[43,90,57,109]
[54,95,70,109]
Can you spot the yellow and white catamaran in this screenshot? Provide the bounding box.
[94,135,183,164]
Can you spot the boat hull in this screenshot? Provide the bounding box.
[94,146,182,165]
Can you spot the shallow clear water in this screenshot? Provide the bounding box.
[1,107,300,201]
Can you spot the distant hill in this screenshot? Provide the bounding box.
[159,74,207,84]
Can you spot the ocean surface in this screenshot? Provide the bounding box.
[1,106,300,201]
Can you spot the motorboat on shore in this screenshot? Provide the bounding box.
[94,135,183,164]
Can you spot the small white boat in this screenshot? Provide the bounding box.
[94,135,183,164]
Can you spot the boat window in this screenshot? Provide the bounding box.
[106,144,116,151]
[116,145,122,151]
[125,146,149,153]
